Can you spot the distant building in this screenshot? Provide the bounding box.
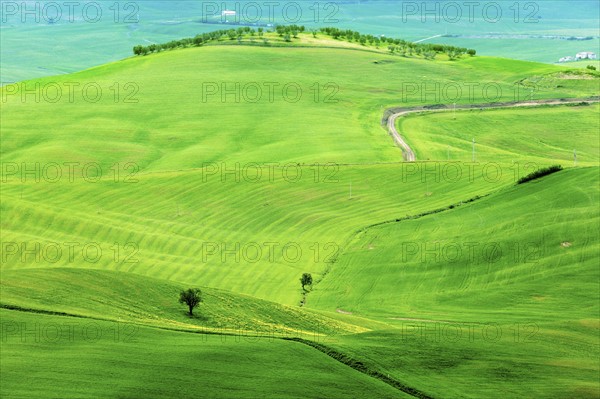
[222,10,236,17]
[558,56,574,62]
[575,52,597,60]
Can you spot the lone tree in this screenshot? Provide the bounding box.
[300,273,313,291]
[179,288,202,316]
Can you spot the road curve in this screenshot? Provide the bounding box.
[384,97,600,162]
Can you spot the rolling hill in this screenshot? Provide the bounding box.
[1,33,599,398]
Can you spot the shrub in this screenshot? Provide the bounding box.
[517,165,563,184]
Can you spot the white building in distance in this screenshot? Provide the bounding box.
[559,56,574,62]
[575,52,597,60]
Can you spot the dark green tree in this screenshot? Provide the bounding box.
[179,288,202,316]
[300,273,313,290]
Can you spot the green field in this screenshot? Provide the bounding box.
[397,103,600,164]
[1,32,599,398]
[1,310,407,398]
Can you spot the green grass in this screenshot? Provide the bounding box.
[0,268,366,336]
[1,163,524,305]
[0,310,407,399]
[1,38,599,398]
[397,103,600,165]
[4,44,596,171]
[4,44,595,306]
[330,326,600,399]
[308,167,599,398]
[309,167,599,319]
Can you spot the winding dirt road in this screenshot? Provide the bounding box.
[384,97,599,162]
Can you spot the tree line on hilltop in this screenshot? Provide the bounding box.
[133,25,476,60]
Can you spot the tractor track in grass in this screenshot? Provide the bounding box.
[383,97,600,162]
[1,304,435,398]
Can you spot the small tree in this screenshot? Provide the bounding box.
[179,288,202,316]
[300,273,313,291]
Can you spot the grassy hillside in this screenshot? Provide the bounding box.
[1,38,599,398]
[397,103,600,164]
[330,324,599,399]
[2,44,598,170]
[0,310,406,399]
[309,167,599,398]
[0,268,367,336]
[2,42,597,306]
[1,162,526,305]
[309,167,599,318]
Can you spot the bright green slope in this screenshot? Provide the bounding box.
[310,167,599,318]
[1,40,599,398]
[2,43,598,306]
[330,324,599,399]
[1,163,525,305]
[0,310,406,399]
[1,45,598,171]
[0,268,366,335]
[397,103,600,164]
[309,167,600,398]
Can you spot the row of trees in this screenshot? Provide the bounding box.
[133,26,476,60]
[133,27,270,55]
[320,27,475,58]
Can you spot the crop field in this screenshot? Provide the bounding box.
[397,103,600,165]
[1,10,599,399]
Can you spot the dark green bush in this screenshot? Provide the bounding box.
[517,165,563,184]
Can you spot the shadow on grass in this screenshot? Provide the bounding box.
[181,312,209,322]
